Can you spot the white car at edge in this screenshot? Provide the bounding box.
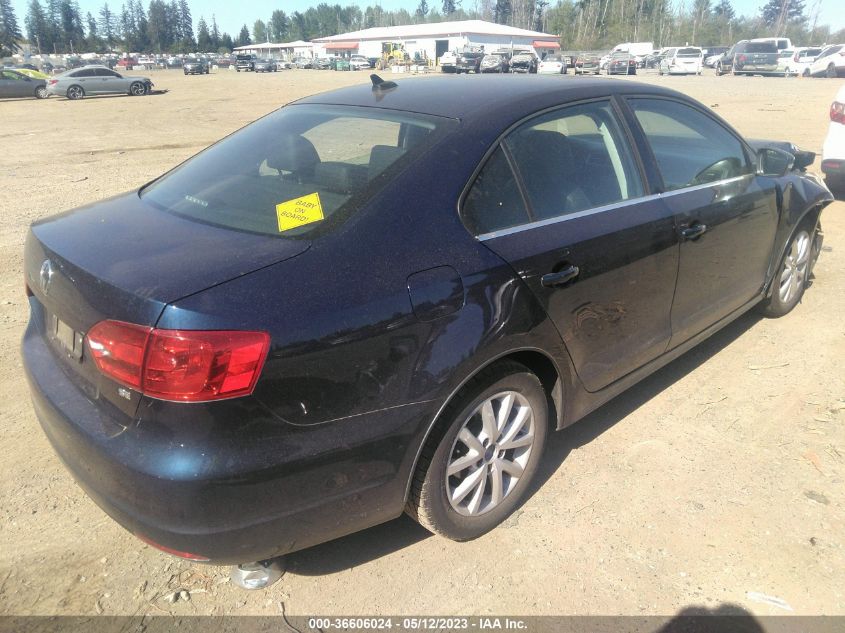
[822,83,845,190]
[809,44,845,78]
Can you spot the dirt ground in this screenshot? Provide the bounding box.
[1,68,844,620]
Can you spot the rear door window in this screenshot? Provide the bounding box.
[503,100,643,220]
[462,147,529,235]
[628,98,752,191]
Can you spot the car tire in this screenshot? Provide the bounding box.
[66,85,84,100]
[803,68,810,77]
[827,64,837,78]
[407,361,549,541]
[756,220,816,317]
[715,63,723,76]
[129,81,147,96]
[35,86,49,99]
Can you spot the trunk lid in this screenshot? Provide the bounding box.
[25,192,310,415]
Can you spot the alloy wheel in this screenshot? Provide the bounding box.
[779,230,811,304]
[446,391,536,517]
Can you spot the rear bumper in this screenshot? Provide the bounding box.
[821,159,845,177]
[22,307,431,564]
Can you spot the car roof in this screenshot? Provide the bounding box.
[295,75,688,120]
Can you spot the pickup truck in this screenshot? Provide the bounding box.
[236,54,256,72]
[455,51,484,74]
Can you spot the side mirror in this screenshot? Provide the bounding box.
[757,147,795,176]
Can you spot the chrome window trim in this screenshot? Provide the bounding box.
[476,173,752,242]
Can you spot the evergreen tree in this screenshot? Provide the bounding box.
[85,10,99,49]
[237,23,250,46]
[442,0,457,14]
[269,9,287,42]
[195,15,209,50]
[178,0,192,47]
[219,31,233,52]
[146,0,169,52]
[493,0,512,24]
[253,18,266,43]
[209,13,219,48]
[98,3,117,49]
[416,0,429,19]
[0,0,22,55]
[25,0,50,53]
[761,0,805,28]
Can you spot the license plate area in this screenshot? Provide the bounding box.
[49,313,84,362]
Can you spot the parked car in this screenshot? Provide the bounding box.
[455,50,484,73]
[702,47,729,67]
[313,57,332,70]
[480,52,510,73]
[439,50,457,72]
[349,55,371,71]
[46,65,152,99]
[606,52,637,75]
[216,57,233,69]
[510,51,538,74]
[293,57,312,69]
[21,76,832,576]
[183,58,209,75]
[537,54,567,75]
[716,40,779,76]
[822,83,845,189]
[116,57,138,71]
[0,69,49,99]
[808,44,845,78]
[236,54,256,72]
[573,53,600,74]
[658,47,703,75]
[782,47,823,76]
[136,56,156,70]
[253,59,278,73]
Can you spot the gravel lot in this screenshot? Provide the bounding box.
[1,68,843,619]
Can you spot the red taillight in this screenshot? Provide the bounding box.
[738,54,747,63]
[86,320,269,402]
[793,53,800,62]
[87,320,151,389]
[831,101,845,124]
[48,79,57,85]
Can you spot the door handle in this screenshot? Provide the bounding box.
[541,265,580,287]
[679,223,707,240]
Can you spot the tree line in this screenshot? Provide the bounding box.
[2,0,844,57]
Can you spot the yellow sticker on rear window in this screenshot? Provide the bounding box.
[276,192,325,232]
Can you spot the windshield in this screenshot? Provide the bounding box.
[141,105,456,238]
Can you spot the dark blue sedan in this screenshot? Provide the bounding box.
[22,76,832,570]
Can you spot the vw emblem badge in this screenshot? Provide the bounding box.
[39,260,54,294]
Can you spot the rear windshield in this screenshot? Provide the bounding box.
[677,48,702,57]
[141,105,455,238]
[745,42,777,53]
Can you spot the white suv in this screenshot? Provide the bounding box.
[822,84,845,190]
[809,44,845,78]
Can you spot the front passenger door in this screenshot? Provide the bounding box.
[625,97,779,348]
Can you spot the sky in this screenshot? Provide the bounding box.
[11,0,845,41]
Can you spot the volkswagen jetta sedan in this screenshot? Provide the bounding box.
[23,76,832,565]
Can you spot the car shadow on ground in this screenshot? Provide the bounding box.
[286,311,761,577]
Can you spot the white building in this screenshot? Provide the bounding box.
[311,19,560,62]
[233,40,315,59]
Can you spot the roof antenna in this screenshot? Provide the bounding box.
[370,74,398,92]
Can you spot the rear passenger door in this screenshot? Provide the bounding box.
[625,97,779,348]
[69,68,97,91]
[463,99,679,392]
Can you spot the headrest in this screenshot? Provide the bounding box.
[368,145,407,180]
[314,162,368,194]
[266,134,320,178]
[507,130,574,166]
